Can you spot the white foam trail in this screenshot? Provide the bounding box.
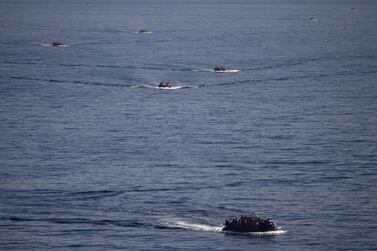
[173,221,223,232]
[157,86,185,90]
[161,219,223,233]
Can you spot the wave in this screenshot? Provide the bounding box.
[69,190,123,200]
[212,69,377,88]
[0,75,124,88]
[70,185,220,199]
[243,61,305,72]
[57,63,169,72]
[1,215,147,228]
[2,61,38,65]
[101,29,127,33]
[0,74,331,90]
[3,215,129,228]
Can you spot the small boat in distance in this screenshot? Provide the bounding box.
[223,216,278,233]
[139,29,152,33]
[52,41,64,47]
[159,81,174,88]
[214,66,226,72]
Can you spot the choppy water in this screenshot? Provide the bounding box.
[1,1,377,250]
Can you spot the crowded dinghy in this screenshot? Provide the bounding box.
[214,66,226,72]
[158,81,174,88]
[52,41,64,47]
[223,216,278,233]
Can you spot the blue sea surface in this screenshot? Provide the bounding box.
[1,1,377,250]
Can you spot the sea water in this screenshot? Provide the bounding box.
[1,0,377,250]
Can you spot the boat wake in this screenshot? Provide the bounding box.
[131,84,187,90]
[208,69,240,73]
[308,17,318,22]
[135,31,153,34]
[186,68,240,73]
[159,218,223,233]
[158,218,287,236]
[41,43,69,47]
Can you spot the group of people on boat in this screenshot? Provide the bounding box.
[223,216,277,232]
[52,41,64,47]
[159,81,174,88]
[214,66,226,72]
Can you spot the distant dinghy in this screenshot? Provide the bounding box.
[159,216,286,236]
[214,66,226,72]
[223,216,278,233]
[52,41,65,47]
[139,29,152,34]
[308,17,318,22]
[158,81,175,88]
[212,66,240,73]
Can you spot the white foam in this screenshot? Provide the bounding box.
[161,219,223,233]
[158,86,185,90]
[174,221,223,232]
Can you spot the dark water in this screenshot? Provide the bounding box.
[1,1,377,250]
